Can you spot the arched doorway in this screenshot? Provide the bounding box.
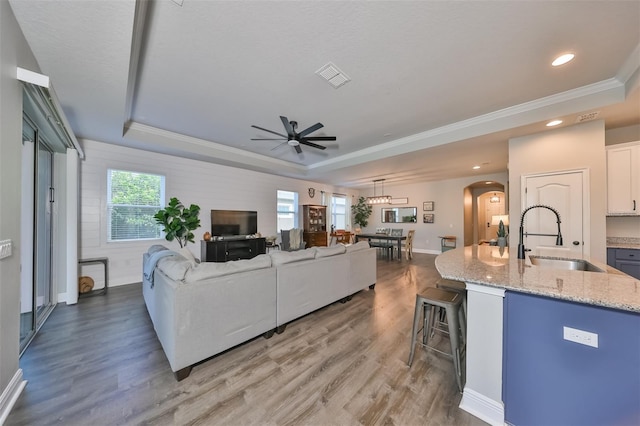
[463,181,507,246]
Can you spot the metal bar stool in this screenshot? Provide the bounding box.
[407,287,466,392]
[436,278,467,323]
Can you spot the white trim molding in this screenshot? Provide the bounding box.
[0,369,27,424]
[459,387,505,426]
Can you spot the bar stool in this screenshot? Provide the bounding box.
[407,287,466,392]
[436,278,467,322]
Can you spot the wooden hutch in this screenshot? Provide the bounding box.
[302,204,327,247]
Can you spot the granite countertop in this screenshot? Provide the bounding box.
[606,237,640,250]
[435,245,640,313]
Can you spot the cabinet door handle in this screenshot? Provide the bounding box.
[634,200,636,211]
[572,241,580,246]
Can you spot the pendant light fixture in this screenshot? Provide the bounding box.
[366,179,392,204]
[490,192,501,203]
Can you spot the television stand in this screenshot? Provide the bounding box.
[201,238,266,262]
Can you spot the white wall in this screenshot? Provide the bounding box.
[362,172,508,253]
[78,139,360,288]
[0,1,41,417]
[508,120,607,262]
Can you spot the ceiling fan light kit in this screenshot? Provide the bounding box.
[251,116,336,155]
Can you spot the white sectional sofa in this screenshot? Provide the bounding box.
[142,242,376,380]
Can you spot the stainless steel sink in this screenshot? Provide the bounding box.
[529,255,605,273]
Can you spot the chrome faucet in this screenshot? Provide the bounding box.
[517,204,563,259]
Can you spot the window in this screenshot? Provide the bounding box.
[107,169,165,241]
[277,190,298,231]
[331,194,348,230]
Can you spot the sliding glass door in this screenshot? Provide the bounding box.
[20,115,55,353]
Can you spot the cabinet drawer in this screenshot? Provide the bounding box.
[614,249,640,260]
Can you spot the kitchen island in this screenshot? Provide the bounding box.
[435,245,640,426]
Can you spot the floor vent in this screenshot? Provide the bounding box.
[316,62,351,89]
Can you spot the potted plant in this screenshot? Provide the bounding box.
[154,197,201,248]
[351,196,373,231]
[497,219,508,248]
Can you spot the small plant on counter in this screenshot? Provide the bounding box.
[497,220,508,238]
[154,197,201,248]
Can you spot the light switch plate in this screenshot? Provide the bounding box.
[0,240,12,259]
[563,326,598,348]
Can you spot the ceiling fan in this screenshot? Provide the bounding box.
[251,116,336,154]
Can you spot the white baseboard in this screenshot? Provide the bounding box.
[459,386,505,426]
[412,248,441,255]
[0,369,27,425]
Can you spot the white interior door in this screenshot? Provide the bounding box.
[484,194,505,240]
[522,170,587,258]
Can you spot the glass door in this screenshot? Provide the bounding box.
[20,116,55,353]
[35,140,54,323]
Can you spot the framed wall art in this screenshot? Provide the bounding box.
[423,201,434,211]
[423,213,434,223]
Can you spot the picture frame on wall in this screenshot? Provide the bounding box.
[423,213,434,223]
[423,201,434,211]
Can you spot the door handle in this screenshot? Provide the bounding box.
[572,241,580,246]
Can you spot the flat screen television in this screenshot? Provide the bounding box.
[210,210,257,236]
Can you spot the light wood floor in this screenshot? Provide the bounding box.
[7,253,487,426]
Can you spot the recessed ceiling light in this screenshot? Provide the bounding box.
[473,165,481,170]
[552,53,575,67]
[486,181,493,184]
[546,119,563,127]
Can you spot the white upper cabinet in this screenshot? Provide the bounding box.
[607,141,640,215]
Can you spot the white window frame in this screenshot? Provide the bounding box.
[331,194,349,230]
[107,169,165,242]
[277,190,298,231]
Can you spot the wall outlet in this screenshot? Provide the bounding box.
[0,240,12,260]
[563,326,598,348]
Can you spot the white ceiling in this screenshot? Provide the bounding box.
[9,0,640,188]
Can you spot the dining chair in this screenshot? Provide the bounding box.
[405,229,415,260]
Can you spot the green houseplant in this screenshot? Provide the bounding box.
[351,196,373,230]
[154,197,201,248]
[496,219,508,247]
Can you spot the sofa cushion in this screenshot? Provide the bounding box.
[269,248,316,266]
[177,247,199,267]
[157,256,191,281]
[148,244,169,255]
[184,254,272,282]
[345,241,371,252]
[315,244,346,258]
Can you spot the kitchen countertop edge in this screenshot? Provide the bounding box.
[435,245,640,313]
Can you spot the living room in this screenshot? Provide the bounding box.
[1,1,640,424]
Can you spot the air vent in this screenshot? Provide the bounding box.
[575,111,600,123]
[315,62,351,89]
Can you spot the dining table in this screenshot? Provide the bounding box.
[355,233,407,260]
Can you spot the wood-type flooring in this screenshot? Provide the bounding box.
[7,252,487,426]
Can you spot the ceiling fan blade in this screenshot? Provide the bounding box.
[303,136,336,141]
[298,122,323,138]
[251,125,287,138]
[270,141,289,151]
[299,140,327,150]
[294,144,303,154]
[251,138,287,141]
[280,116,294,137]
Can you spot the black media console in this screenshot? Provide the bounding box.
[200,237,266,262]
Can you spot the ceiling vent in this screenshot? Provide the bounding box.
[575,111,600,123]
[316,62,351,89]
